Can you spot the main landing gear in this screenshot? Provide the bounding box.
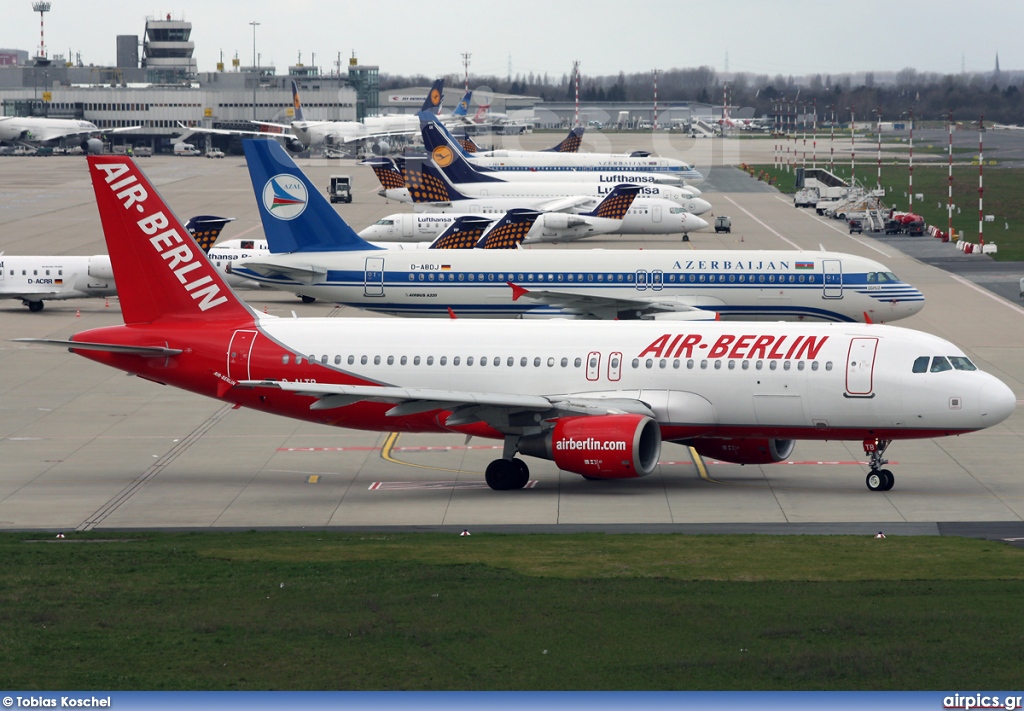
[484,458,530,490]
[23,299,44,312]
[863,438,894,492]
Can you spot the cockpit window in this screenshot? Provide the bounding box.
[374,219,394,225]
[949,356,977,371]
[669,207,684,214]
[912,356,929,373]
[930,356,953,373]
[883,272,899,282]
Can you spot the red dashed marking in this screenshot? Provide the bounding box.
[369,480,538,491]
[279,445,503,452]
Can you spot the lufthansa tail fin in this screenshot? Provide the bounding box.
[243,139,380,253]
[420,119,503,184]
[290,80,305,122]
[362,157,407,190]
[420,79,445,115]
[477,209,542,249]
[87,156,252,325]
[541,126,585,153]
[452,129,480,154]
[428,216,494,249]
[403,157,471,202]
[451,90,473,117]
[185,215,236,252]
[580,184,641,219]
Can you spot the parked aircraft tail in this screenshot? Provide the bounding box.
[362,157,407,191]
[243,139,380,253]
[451,90,473,117]
[421,79,445,115]
[420,119,503,184]
[477,209,542,249]
[403,157,473,202]
[184,215,236,252]
[290,80,306,122]
[580,184,641,219]
[429,216,494,249]
[540,126,585,153]
[87,156,252,325]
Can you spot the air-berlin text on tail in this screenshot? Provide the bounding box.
[94,162,228,312]
[638,333,829,360]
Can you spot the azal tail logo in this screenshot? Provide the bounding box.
[262,175,308,221]
[431,145,454,168]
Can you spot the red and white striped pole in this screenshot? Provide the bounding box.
[979,115,985,246]
[812,98,817,169]
[573,60,580,127]
[948,111,954,240]
[829,104,835,173]
[876,108,882,191]
[849,106,856,187]
[652,69,659,131]
[801,101,807,169]
[908,108,914,211]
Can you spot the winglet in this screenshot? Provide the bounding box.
[508,282,529,301]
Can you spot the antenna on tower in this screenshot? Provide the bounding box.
[32,2,51,61]
[461,52,471,92]
[724,49,729,73]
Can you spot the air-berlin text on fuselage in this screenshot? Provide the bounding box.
[638,333,829,360]
[95,162,227,311]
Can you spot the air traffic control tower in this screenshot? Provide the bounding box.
[141,14,197,84]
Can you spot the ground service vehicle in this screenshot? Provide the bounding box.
[715,216,732,233]
[329,175,352,203]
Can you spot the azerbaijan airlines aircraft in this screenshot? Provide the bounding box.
[16,153,1014,492]
[233,139,923,323]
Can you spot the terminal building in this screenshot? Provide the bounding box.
[0,14,369,153]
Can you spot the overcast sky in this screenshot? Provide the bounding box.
[2,1,1018,81]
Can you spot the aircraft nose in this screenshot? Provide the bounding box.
[683,186,702,197]
[689,198,712,215]
[688,216,709,231]
[979,377,1016,425]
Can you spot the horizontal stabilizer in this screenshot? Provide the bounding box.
[12,338,183,357]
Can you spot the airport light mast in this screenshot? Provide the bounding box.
[32,2,51,61]
[461,52,471,92]
[948,110,954,241]
[249,21,260,120]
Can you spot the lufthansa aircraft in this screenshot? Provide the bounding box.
[0,116,140,153]
[233,139,924,323]
[16,154,1014,492]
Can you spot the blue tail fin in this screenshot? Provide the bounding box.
[541,126,585,153]
[242,139,379,253]
[477,209,542,249]
[361,157,407,190]
[420,119,503,184]
[185,215,236,252]
[420,79,445,114]
[429,216,493,249]
[580,184,641,219]
[451,90,473,117]
[290,80,305,122]
[402,157,471,202]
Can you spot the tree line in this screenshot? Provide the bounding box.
[379,66,1024,124]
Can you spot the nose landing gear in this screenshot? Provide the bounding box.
[863,438,894,491]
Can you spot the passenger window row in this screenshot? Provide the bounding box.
[631,358,833,372]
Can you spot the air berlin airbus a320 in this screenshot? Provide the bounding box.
[17,156,1016,491]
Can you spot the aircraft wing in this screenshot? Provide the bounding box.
[236,380,656,427]
[534,196,597,213]
[231,260,327,283]
[328,128,419,145]
[177,122,299,140]
[506,283,719,321]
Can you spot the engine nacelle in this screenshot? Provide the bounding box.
[370,139,391,156]
[518,414,661,479]
[540,213,585,231]
[87,255,114,281]
[81,138,104,155]
[285,139,306,153]
[692,438,796,465]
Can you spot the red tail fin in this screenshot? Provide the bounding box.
[88,156,252,326]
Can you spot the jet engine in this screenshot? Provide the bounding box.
[692,438,796,465]
[285,139,306,153]
[518,414,661,479]
[539,213,586,230]
[369,139,391,156]
[81,138,104,155]
[87,255,114,281]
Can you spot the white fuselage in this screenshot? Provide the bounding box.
[385,184,712,215]
[0,116,100,145]
[232,249,925,322]
[465,150,703,183]
[244,317,1014,443]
